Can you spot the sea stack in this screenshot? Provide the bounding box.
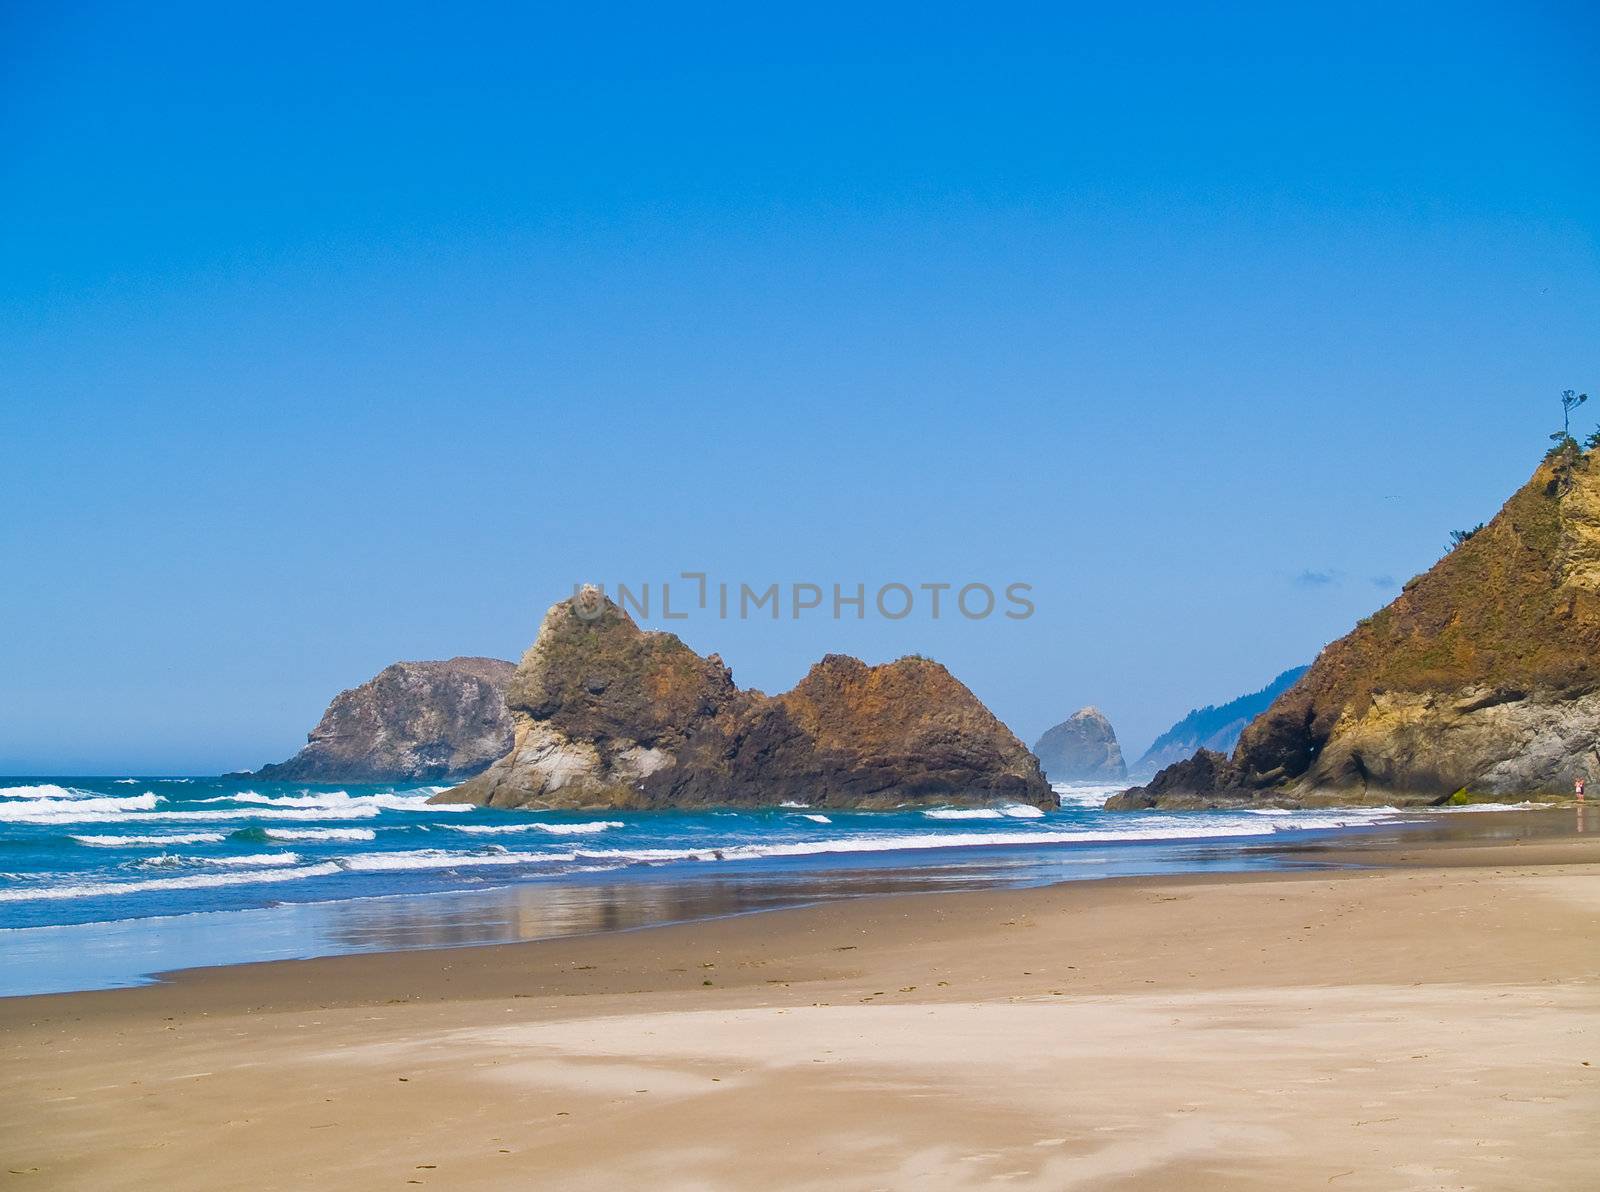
[431,594,1051,810]
[1032,707,1127,782]
[1112,444,1600,808]
[250,658,516,782]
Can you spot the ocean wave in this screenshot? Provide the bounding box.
[565,815,1403,865]
[800,814,831,823]
[138,852,301,870]
[340,848,577,872]
[0,784,94,801]
[257,827,378,843]
[4,803,383,825]
[445,821,624,837]
[1050,782,1128,809]
[0,863,344,903]
[69,832,228,847]
[922,805,1044,820]
[1429,801,1542,812]
[213,791,470,814]
[0,794,161,821]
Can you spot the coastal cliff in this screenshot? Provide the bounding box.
[432,595,1050,810]
[1112,447,1600,808]
[251,658,515,782]
[1033,707,1126,781]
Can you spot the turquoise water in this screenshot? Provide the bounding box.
[0,776,1414,995]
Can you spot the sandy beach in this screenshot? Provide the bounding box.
[2,813,1597,1191]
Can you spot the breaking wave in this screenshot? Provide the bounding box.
[138,852,301,870]
[922,805,1044,820]
[70,832,228,847]
[0,794,161,821]
[256,827,378,843]
[0,863,345,903]
[445,821,623,837]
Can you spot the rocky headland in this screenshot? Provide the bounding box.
[249,657,516,782]
[1111,445,1600,809]
[1032,707,1126,782]
[431,595,1051,810]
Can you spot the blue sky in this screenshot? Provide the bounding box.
[2,1,1597,773]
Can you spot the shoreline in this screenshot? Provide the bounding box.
[3,810,1598,1189]
[2,805,1568,999]
[1,806,1592,1000]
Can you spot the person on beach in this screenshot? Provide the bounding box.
[1576,776,1586,802]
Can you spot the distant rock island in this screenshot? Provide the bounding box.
[1112,445,1600,808]
[1132,666,1309,776]
[249,658,515,782]
[1032,707,1126,782]
[432,594,1051,810]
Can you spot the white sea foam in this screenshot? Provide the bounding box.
[801,814,831,823]
[5,803,383,825]
[446,821,623,837]
[921,805,1047,820]
[567,814,1405,866]
[0,794,160,821]
[0,783,91,800]
[1429,801,1543,812]
[1050,782,1129,809]
[212,852,301,867]
[69,832,228,847]
[139,852,302,870]
[114,778,139,784]
[260,827,377,843]
[778,801,810,808]
[340,848,577,872]
[0,863,344,903]
[219,790,470,813]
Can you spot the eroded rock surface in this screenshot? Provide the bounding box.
[433,597,1050,810]
[252,658,515,782]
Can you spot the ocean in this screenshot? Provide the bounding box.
[0,775,1420,996]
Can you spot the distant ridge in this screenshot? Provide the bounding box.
[1114,441,1600,808]
[1133,667,1308,776]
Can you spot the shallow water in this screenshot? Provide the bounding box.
[0,775,1439,995]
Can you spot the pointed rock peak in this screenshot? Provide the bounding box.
[435,595,1051,810]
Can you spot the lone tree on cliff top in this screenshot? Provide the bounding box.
[1559,388,1588,438]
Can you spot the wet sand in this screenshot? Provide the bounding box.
[2,811,1598,1190]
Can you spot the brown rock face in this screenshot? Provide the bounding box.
[433,597,1050,810]
[251,658,516,782]
[1113,447,1600,808]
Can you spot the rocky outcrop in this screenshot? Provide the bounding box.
[1112,446,1600,808]
[1032,707,1126,781]
[251,658,516,782]
[432,595,1051,810]
[1133,667,1309,776]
